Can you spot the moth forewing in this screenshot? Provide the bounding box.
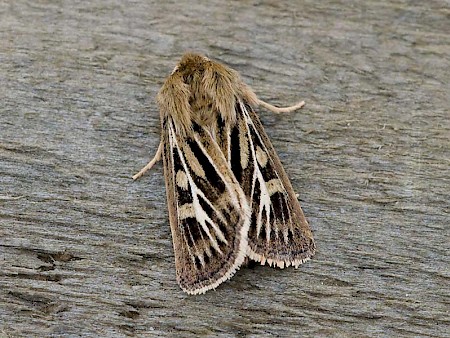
[225,101,315,270]
[134,52,314,294]
[162,116,250,295]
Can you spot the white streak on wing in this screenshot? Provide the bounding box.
[257,163,272,243]
[168,121,198,259]
[240,102,272,241]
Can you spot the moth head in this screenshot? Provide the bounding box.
[179,53,210,69]
[157,52,257,136]
[171,53,210,75]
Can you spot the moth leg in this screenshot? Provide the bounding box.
[132,141,163,180]
[257,99,305,114]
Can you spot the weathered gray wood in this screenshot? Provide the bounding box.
[1,0,448,337]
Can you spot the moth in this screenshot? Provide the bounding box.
[133,53,315,294]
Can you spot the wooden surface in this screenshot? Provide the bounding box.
[1,1,449,337]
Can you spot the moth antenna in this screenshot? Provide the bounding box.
[257,99,305,114]
[132,141,163,180]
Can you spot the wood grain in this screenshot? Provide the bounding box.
[1,1,448,337]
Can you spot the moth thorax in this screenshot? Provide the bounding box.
[189,94,217,126]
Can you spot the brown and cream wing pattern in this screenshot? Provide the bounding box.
[161,115,250,294]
